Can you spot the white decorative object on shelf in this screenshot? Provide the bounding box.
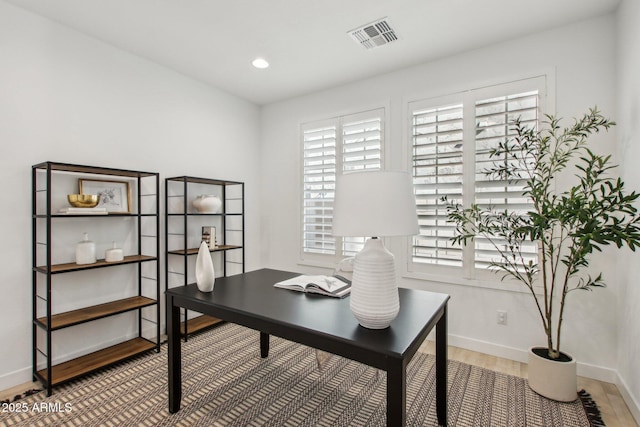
[195,240,215,292]
[105,241,124,262]
[192,194,222,213]
[58,207,108,215]
[75,232,97,265]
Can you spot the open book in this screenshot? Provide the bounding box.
[274,275,351,298]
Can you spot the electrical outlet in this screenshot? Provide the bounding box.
[497,310,507,325]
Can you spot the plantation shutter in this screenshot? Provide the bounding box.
[301,108,384,259]
[411,103,464,266]
[342,115,382,172]
[302,124,337,255]
[474,91,539,269]
[341,112,383,257]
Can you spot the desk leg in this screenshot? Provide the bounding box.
[167,294,182,413]
[387,358,406,427]
[436,305,448,426]
[260,332,270,358]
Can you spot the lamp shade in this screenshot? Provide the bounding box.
[332,170,419,237]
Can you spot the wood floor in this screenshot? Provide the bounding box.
[2,344,637,427]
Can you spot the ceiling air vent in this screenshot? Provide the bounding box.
[349,18,399,50]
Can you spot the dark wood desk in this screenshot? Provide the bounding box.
[166,268,449,426]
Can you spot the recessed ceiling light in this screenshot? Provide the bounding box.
[252,58,269,69]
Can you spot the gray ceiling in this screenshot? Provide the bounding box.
[6,0,621,105]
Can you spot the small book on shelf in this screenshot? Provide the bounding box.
[202,226,217,249]
[274,275,351,298]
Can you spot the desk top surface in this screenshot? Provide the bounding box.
[166,268,449,359]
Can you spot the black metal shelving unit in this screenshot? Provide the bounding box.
[165,176,245,338]
[32,161,160,396]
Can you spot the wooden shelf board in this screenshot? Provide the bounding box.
[37,296,156,330]
[40,213,158,218]
[166,176,243,186]
[33,162,157,178]
[168,245,242,256]
[181,314,223,335]
[37,338,156,385]
[35,254,157,274]
[166,213,242,217]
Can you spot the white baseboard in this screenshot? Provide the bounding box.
[448,334,618,383]
[448,334,529,364]
[616,373,640,426]
[0,366,33,393]
[576,359,618,384]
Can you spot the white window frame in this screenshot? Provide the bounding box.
[300,108,386,267]
[406,76,549,288]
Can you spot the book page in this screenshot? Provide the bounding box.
[274,275,350,296]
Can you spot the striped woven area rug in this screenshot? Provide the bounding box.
[3,323,602,426]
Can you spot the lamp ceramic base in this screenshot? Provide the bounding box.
[350,238,399,329]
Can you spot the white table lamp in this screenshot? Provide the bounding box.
[333,170,419,329]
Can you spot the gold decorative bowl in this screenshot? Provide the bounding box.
[67,194,100,208]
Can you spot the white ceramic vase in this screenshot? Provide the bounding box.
[75,232,96,265]
[528,347,577,402]
[195,240,215,292]
[105,241,124,262]
[192,194,222,213]
[349,238,399,329]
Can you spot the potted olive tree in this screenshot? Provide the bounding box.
[445,108,640,401]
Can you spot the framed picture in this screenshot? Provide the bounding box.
[79,179,131,213]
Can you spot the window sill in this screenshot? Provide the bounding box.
[297,258,338,272]
[402,269,538,294]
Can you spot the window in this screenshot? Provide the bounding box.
[412,102,464,267]
[473,91,539,271]
[409,77,545,280]
[301,109,384,262]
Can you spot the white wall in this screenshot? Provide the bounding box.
[0,1,261,390]
[616,0,640,422]
[261,14,622,382]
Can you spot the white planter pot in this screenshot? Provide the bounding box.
[527,347,577,402]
